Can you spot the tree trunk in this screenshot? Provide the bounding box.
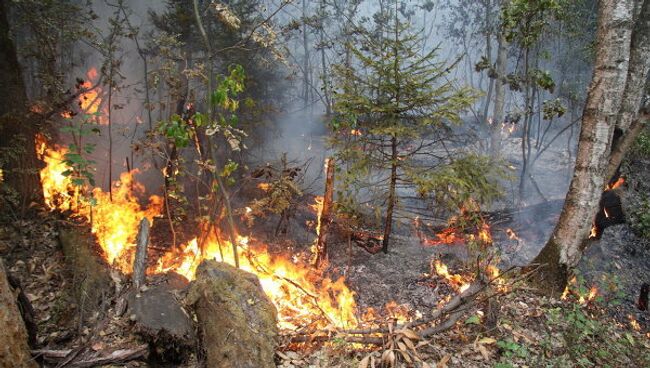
[605,0,650,181]
[382,136,398,253]
[0,0,43,212]
[314,158,334,267]
[0,259,37,368]
[490,25,508,159]
[530,0,638,294]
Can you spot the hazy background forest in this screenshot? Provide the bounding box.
[0,0,649,367]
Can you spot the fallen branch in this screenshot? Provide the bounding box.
[33,344,148,367]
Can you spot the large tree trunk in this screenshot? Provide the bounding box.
[531,0,639,294]
[605,0,650,180]
[0,259,37,368]
[0,0,43,211]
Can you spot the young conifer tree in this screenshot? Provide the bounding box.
[331,1,480,253]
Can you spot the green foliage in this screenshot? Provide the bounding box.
[631,129,650,156]
[409,154,506,217]
[502,0,563,47]
[497,338,529,359]
[542,304,648,367]
[60,114,98,189]
[157,64,247,150]
[631,197,650,239]
[330,9,481,219]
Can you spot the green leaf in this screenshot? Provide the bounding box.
[465,315,481,325]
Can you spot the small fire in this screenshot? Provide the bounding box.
[310,195,324,238]
[433,259,471,293]
[257,182,271,191]
[418,220,493,247]
[77,67,108,124]
[606,177,625,190]
[628,314,641,331]
[505,228,520,241]
[422,227,463,246]
[478,221,492,244]
[350,129,362,136]
[589,223,598,239]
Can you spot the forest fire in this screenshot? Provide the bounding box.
[38,143,358,330]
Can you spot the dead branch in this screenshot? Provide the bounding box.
[33,344,148,367]
[132,218,149,289]
[314,158,335,267]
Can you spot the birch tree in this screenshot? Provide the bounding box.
[531,0,650,293]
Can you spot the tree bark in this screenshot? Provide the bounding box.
[382,136,398,253]
[0,259,37,368]
[314,158,334,267]
[490,25,508,159]
[132,218,150,289]
[605,0,650,181]
[530,0,638,294]
[0,0,43,212]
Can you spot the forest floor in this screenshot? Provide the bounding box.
[1,152,650,367]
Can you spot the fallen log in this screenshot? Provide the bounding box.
[58,226,113,322]
[32,344,148,367]
[187,260,278,368]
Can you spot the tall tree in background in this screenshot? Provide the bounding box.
[532,0,650,293]
[0,0,42,211]
[332,1,478,253]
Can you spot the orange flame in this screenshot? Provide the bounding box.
[606,177,625,190]
[155,229,357,330]
[589,224,598,239]
[257,182,271,191]
[38,142,163,271]
[39,142,357,330]
[433,259,471,293]
[505,228,520,241]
